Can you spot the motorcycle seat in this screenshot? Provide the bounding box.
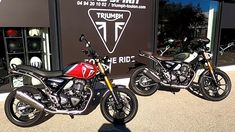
[140,50,153,56]
[154,55,174,61]
[140,50,174,61]
[16,65,63,77]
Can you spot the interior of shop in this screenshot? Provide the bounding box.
[0,27,51,89]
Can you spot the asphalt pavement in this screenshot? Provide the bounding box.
[0,71,235,132]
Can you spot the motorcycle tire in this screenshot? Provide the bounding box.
[199,69,231,101]
[4,86,45,127]
[129,67,159,96]
[100,88,138,124]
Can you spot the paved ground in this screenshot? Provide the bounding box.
[0,71,235,132]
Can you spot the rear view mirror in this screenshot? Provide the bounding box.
[79,34,85,42]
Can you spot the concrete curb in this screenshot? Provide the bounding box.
[0,93,8,101]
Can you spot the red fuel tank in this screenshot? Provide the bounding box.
[64,62,98,79]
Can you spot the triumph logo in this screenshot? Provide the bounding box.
[88,9,131,54]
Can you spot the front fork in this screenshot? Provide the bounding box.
[97,62,120,104]
[206,61,218,86]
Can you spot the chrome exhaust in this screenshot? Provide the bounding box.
[15,91,45,111]
[15,91,91,115]
[143,68,161,83]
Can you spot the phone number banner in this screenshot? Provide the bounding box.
[59,0,154,77]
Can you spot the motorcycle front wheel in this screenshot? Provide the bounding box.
[100,88,138,124]
[129,67,159,96]
[199,69,231,101]
[4,86,45,127]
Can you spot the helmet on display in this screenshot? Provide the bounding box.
[8,42,21,53]
[29,41,41,51]
[6,29,18,37]
[9,57,23,69]
[29,29,41,37]
[30,56,42,68]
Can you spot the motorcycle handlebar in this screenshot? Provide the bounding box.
[79,34,88,43]
[79,34,100,60]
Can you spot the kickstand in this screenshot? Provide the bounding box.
[69,115,74,119]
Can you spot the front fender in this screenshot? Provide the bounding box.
[198,68,221,83]
[102,85,127,97]
[198,69,208,83]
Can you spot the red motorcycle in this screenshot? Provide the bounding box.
[4,34,138,127]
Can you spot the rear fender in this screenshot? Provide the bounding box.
[128,61,146,71]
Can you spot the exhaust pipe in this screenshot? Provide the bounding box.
[15,91,45,111]
[143,68,161,83]
[15,91,85,115]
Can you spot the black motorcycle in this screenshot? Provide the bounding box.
[3,35,138,127]
[129,38,231,101]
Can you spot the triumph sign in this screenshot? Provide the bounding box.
[59,0,154,76]
[88,9,131,53]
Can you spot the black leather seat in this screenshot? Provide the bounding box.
[154,55,174,61]
[16,65,63,77]
[140,50,174,61]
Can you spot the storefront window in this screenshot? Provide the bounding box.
[0,27,51,88]
[217,2,235,66]
[217,28,235,66]
[157,0,217,56]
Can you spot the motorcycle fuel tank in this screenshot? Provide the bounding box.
[64,62,98,79]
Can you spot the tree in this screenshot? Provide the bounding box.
[158,0,207,41]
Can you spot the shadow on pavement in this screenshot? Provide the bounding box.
[158,86,181,93]
[98,123,130,132]
[186,82,205,100]
[158,82,208,101]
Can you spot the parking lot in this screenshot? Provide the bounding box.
[0,71,235,132]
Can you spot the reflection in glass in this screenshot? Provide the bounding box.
[157,0,211,56]
[218,29,235,66]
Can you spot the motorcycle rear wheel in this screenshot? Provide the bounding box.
[100,88,138,124]
[129,67,159,96]
[199,69,231,101]
[4,86,45,127]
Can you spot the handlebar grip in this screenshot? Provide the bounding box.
[79,34,85,42]
[82,49,89,55]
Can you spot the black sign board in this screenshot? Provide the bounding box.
[59,0,155,77]
[0,0,49,27]
[221,2,235,28]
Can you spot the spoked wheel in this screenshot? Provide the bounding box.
[4,86,45,127]
[129,67,159,96]
[199,69,231,101]
[101,88,138,124]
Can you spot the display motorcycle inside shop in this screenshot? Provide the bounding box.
[129,38,231,101]
[3,35,138,127]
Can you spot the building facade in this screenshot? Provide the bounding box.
[0,0,234,87]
